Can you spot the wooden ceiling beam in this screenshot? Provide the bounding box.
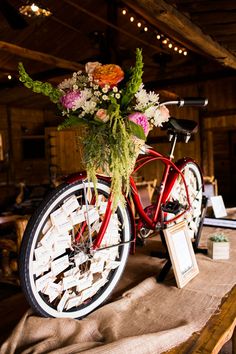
[63,0,168,54]
[0,41,83,71]
[125,0,236,70]
[145,69,236,89]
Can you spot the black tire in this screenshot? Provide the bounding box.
[19,179,132,319]
[166,161,203,239]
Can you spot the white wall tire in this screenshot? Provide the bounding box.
[19,179,131,319]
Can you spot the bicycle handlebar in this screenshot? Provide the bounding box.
[160,97,208,107]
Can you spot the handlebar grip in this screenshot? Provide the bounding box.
[178,98,208,107]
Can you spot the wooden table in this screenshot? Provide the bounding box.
[165,285,236,354]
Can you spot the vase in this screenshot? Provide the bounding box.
[207,239,230,260]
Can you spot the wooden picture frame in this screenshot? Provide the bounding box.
[163,221,199,288]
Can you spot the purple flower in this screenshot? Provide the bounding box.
[60,90,81,109]
[128,112,149,136]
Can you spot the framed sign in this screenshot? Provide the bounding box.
[163,221,199,288]
[210,195,227,218]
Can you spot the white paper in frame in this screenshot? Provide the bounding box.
[163,221,199,288]
[210,195,227,218]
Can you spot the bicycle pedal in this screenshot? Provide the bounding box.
[161,200,182,214]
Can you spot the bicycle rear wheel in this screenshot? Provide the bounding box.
[19,178,131,319]
[166,161,203,239]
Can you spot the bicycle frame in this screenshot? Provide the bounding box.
[67,146,203,251]
[66,99,207,250]
[131,146,202,228]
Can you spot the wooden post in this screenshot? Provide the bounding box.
[15,217,29,252]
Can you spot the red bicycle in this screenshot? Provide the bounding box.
[19,97,208,319]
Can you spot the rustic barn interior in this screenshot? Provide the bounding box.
[0,1,236,353]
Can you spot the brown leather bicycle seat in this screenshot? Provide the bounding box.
[162,117,198,135]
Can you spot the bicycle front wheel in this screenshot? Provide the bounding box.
[19,178,132,319]
[166,161,203,239]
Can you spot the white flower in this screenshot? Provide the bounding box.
[102,95,108,100]
[115,93,120,99]
[82,100,97,114]
[148,91,159,104]
[144,106,156,119]
[153,108,169,127]
[72,88,94,111]
[58,77,76,90]
[113,86,118,93]
[135,87,149,108]
[102,87,108,93]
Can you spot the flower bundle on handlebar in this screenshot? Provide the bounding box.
[18,49,170,208]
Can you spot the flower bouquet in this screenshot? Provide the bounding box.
[18,49,169,208]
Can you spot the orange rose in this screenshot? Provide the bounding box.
[92,64,124,87]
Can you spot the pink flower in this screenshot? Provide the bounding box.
[159,105,170,122]
[60,90,81,109]
[95,109,109,123]
[128,112,149,136]
[85,62,102,75]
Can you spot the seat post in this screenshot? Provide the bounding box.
[169,134,177,160]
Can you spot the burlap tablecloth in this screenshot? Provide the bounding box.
[1,226,235,354]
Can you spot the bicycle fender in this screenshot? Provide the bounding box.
[65,171,111,184]
[162,157,204,202]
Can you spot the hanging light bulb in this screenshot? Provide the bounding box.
[19,1,52,18]
[122,9,127,15]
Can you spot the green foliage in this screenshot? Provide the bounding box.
[83,115,137,210]
[128,120,146,140]
[121,48,143,108]
[18,49,146,210]
[58,115,87,130]
[18,62,62,103]
[209,233,229,242]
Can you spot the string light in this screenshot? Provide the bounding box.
[121,7,188,56]
[7,75,12,80]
